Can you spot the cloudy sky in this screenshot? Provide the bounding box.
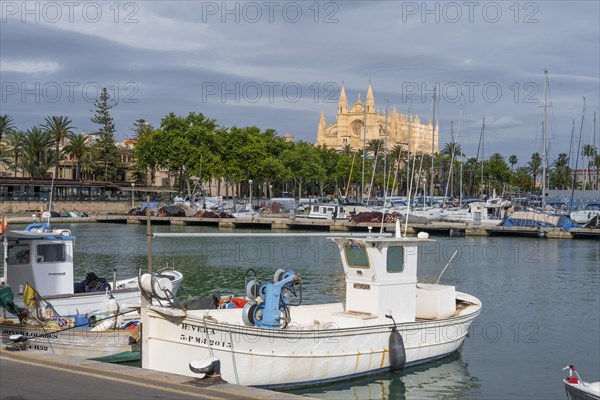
[1,1,599,164]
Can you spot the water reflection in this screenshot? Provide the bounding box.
[286,352,480,400]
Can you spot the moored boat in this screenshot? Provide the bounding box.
[141,224,482,388]
[0,222,183,359]
[570,202,600,224]
[563,365,600,400]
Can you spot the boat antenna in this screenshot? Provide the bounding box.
[436,250,458,284]
[380,100,389,233]
[569,97,586,211]
[146,195,153,274]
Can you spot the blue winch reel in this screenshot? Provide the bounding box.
[242,269,300,329]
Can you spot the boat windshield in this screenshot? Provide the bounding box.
[386,246,405,273]
[37,243,66,263]
[344,244,369,268]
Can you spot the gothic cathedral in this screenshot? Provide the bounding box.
[316,83,438,154]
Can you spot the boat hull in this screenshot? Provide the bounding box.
[143,298,480,388]
[0,320,140,359]
[9,270,184,316]
[564,381,600,400]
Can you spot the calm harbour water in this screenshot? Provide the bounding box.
[37,223,600,399]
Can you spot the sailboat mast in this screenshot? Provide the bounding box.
[542,69,548,208]
[459,96,464,205]
[569,97,586,210]
[406,99,411,197]
[480,118,485,197]
[430,87,436,206]
[361,90,367,203]
[568,119,575,171]
[384,99,388,204]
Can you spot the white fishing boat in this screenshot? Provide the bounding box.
[141,224,482,388]
[0,222,182,359]
[563,365,600,400]
[1,222,183,316]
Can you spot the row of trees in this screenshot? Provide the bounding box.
[0,89,121,181]
[132,112,600,198]
[2,105,599,198]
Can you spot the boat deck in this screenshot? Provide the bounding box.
[0,349,307,400]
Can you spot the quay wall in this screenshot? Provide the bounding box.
[1,201,131,214]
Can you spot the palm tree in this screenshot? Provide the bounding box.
[527,152,542,193]
[551,153,571,190]
[43,116,75,179]
[581,144,597,189]
[509,155,518,171]
[62,133,89,180]
[441,141,463,158]
[341,143,354,156]
[21,127,55,178]
[514,167,532,191]
[367,139,383,159]
[5,131,25,177]
[79,151,96,181]
[594,154,600,190]
[0,114,16,142]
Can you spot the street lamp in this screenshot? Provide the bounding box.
[248,179,253,215]
[131,182,135,209]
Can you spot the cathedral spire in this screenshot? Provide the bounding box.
[319,110,326,129]
[366,81,375,113]
[338,82,348,114]
[317,109,327,139]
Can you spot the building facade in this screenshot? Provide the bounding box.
[317,83,438,154]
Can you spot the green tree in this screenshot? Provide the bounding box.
[0,114,16,143]
[62,133,89,180]
[581,144,597,189]
[21,127,55,178]
[527,152,542,193]
[91,88,116,135]
[91,133,119,182]
[509,155,518,171]
[5,131,25,177]
[550,153,571,190]
[90,88,119,181]
[43,116,75,179]
[132,119,154,138]
[594,154,600,190]
[514,167,532,191]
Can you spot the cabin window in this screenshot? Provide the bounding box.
[345,244,369,268]
[386,246,405,273]
[36,244,66,263]
[8,244,30,264]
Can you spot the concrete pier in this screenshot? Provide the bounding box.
[0,349,307,400]
[5,214,596,239]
